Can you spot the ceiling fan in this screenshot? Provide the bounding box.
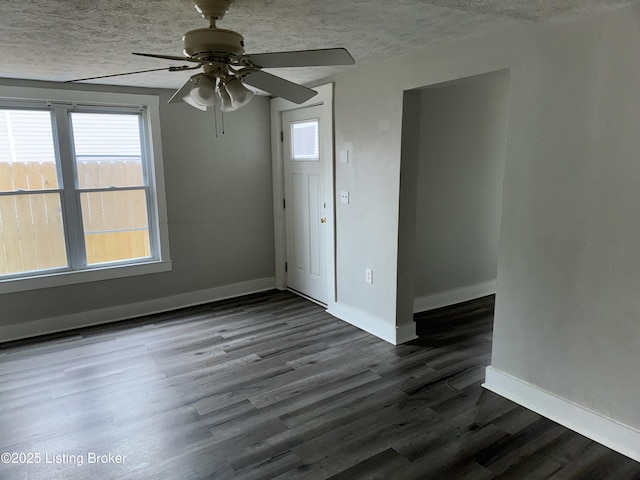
[68,0,355,112]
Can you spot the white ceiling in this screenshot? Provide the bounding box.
[1,0,635,91]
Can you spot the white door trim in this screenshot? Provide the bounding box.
[270,83,336,305]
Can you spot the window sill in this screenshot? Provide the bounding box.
[0,260,172,294]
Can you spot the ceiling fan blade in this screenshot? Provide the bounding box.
[242,70,318,104]
[66,66,191,83]
[246,48,355,68]
[133,52,199,63]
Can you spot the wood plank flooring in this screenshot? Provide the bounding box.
[0,290,638,479]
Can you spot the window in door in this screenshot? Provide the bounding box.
[291,119,320,161]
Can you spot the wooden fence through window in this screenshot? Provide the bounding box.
[0,161,150,276]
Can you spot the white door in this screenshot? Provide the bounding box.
[282,106,328,304]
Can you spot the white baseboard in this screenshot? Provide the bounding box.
[326,303,417,345]
[1,277,276,343]
[396,321,419,345]
[413,280,496,313]
[483,366,640,463]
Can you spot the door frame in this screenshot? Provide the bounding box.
[270,83,336,304]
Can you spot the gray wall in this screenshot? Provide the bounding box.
[1,80,275,327]
[413,72,509,301]
[492,7,640,429]
[333,3,640,430]
[159,91,275,292]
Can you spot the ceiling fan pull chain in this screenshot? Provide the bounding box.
[213,102,219,138]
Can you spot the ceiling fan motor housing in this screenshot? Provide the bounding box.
[183,28,245,59]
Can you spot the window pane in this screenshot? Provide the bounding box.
[71,113,145,188]
[80,190,150,265]
[0,110,59,192]
[291,120,319,161]
[0,193,68,275]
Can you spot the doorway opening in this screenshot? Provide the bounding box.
[397,70,511,332]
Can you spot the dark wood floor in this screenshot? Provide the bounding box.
[1,290,639,480]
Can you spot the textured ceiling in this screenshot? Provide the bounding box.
[0,0,635,91]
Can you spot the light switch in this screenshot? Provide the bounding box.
[365,268,373,284]
[339,150,349,164]
[340,191,350,204]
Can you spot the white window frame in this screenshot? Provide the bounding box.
[0,86,171,294]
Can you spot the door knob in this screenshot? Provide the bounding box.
[320,217,327,223]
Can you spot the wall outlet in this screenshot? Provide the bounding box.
[365,268,373,284]
[340,191,350,204]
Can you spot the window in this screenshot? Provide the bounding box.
[0,110,68,275]
[71,112,151,266]
[291,119,319,161]
[0,88,170,293]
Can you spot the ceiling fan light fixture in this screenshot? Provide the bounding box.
[189,74,218,108]
[225,77,255,109]
[218,84,237,112]
[182,95,208,111]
